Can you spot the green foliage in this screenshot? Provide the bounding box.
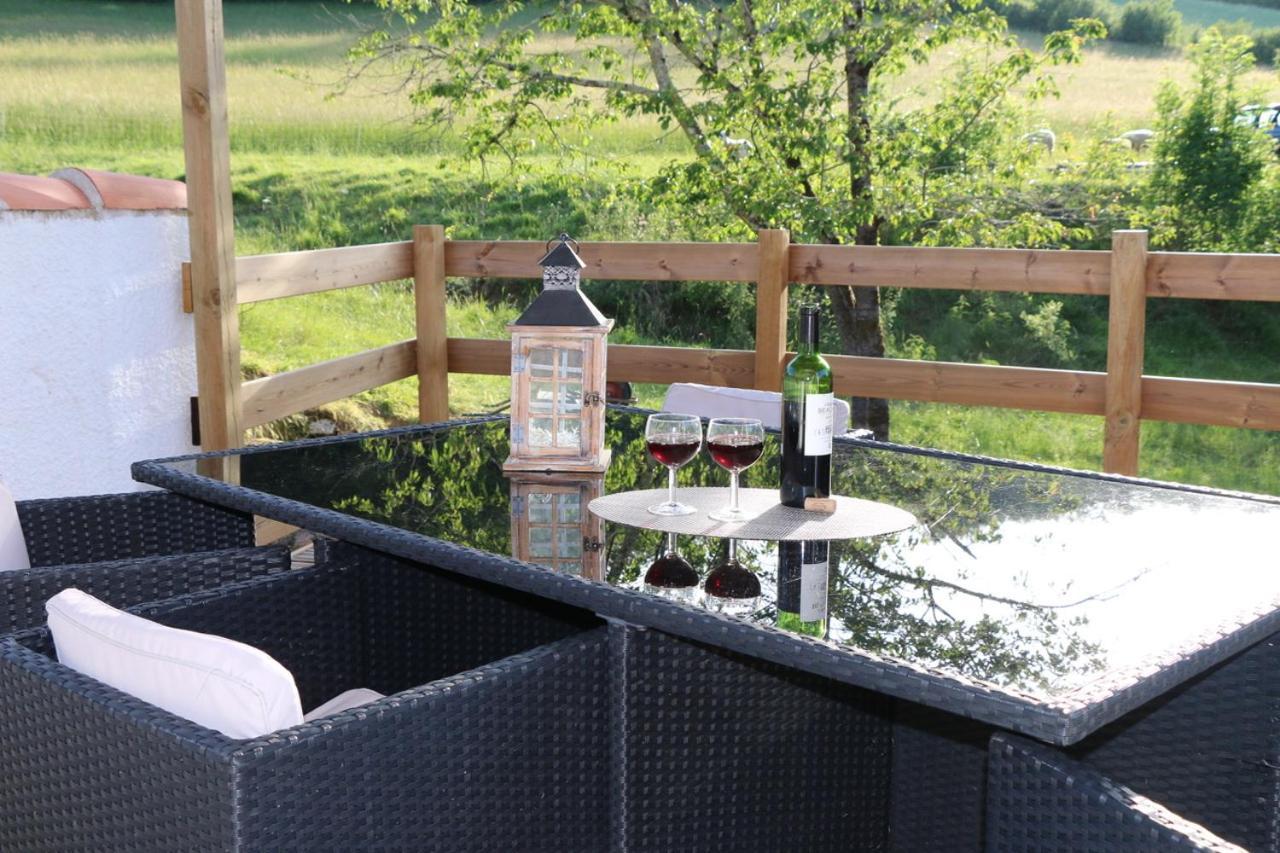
[1114,0,1183,45]
[1146,28,1274,248]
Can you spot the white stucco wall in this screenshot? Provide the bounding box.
[0,210,195,499]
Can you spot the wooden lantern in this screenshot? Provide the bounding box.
[504,234,614,473]
[508,472,605,580]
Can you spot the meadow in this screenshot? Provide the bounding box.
[6,0,1280,493]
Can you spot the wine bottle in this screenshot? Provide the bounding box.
[780,304,833,508]
[776,540,830,638]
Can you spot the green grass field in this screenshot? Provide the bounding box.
[1172,0,1280,28]
[6,0,1280,494]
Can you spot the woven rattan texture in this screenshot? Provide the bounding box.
[0,642,237,851]
[1071,633,1280,852]
[0,545,289,636]
[0,550,611,851]
[986,734,1246,852]
[326,540,603,692]
[16,491,254,566]
[890,703,992,852]
[612,624,894,853]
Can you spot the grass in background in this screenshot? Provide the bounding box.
[1171,0,1280,28]
[7,0,1280,492]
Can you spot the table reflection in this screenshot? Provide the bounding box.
[220,410,1280,703]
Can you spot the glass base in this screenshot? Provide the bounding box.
[648,501,697,517]
[708,507,752,523]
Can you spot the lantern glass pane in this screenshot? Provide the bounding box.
[558,493,581,523]
[557,528,582,558]
[527,493,553,523]
[530,381,554,413]
[560,382,582,414]
[529,526,553,558]
[530,348,555,377]
[560,560,582,576]
[529,418,553,447]
[557,417,581,448]
[560,349,583,379]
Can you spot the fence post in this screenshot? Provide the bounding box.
[176,0,242,456]
[415,224,450,422]
[754,228,791,391]
[1103,230,1149,476]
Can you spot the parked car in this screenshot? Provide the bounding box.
[1235,103,1280,142]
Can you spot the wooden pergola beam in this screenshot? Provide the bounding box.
[176,0,242,452]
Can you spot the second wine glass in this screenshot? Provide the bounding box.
[706,417,765,523]
[645,413,702,516]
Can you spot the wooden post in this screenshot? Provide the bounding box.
[754,228,791,391]
[1103,230,1149,476]
[176,0,242,453]
[415,224,450,422]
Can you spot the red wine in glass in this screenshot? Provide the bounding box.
[646,438,701,468]
[707,435,764,471]
[704,558,761,599]
[644,552,699,589]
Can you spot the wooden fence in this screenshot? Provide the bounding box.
[183,226,1280,478]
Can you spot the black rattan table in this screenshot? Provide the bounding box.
[132,409,1280,851]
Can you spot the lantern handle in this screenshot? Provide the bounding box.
[546,233,580,254]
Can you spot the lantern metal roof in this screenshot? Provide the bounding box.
[512,234,610,328]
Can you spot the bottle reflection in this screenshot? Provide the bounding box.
[704,538,761,617]
[644,532,700,604]
[776,540,830,639]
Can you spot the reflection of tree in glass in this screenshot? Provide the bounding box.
[250,414,1105,692]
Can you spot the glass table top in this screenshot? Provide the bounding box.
[155,411,1280,707]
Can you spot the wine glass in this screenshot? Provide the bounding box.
[645,413,702,516]
[704,539,760,615]
[644,533,700,603]
[706,417,765,523]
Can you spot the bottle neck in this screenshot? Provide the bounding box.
[797,310,820,355]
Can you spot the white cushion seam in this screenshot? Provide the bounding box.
[48,603,273,727]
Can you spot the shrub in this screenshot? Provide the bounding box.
[1114,0,1182,46]
[1248,27,1280,65]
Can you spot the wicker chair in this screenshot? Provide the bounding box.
[0,545,290,636]
[15,490,254,567]
[0,547,609,852]
[985,733,1246,852]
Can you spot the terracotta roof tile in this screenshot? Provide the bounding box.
[0,173,92,211]
[52,168,187,211]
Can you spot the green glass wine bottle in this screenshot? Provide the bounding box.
[780,304,833,508]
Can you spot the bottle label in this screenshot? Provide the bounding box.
[803,393,834,457]
[800,556,828,621]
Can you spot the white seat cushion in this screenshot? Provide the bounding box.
[47,589,304,739]
[0,482,30,572]
[661,383,851,434]
[304,687,385,722]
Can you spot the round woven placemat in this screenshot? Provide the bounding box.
[588,487,917,541]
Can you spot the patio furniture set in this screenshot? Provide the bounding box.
[0,409,1274,850]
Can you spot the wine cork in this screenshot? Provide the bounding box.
[803,497,836,514]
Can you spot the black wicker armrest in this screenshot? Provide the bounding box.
[986,733,1247,852]
[16,491,255,566]
[0,544,290,637]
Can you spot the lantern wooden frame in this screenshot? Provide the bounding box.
[508,472,605,580]
[505,324,612,472]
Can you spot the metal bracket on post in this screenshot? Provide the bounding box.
[190,396,201,447]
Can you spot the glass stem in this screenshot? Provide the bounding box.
[667,465,678,507]
[730,470,740,513]
[728,538,738,562]
[667,531,678,555]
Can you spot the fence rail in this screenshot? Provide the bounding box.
[182,227,1280,478]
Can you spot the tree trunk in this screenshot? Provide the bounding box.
[826,282,888,437]
[839,23,890,440]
